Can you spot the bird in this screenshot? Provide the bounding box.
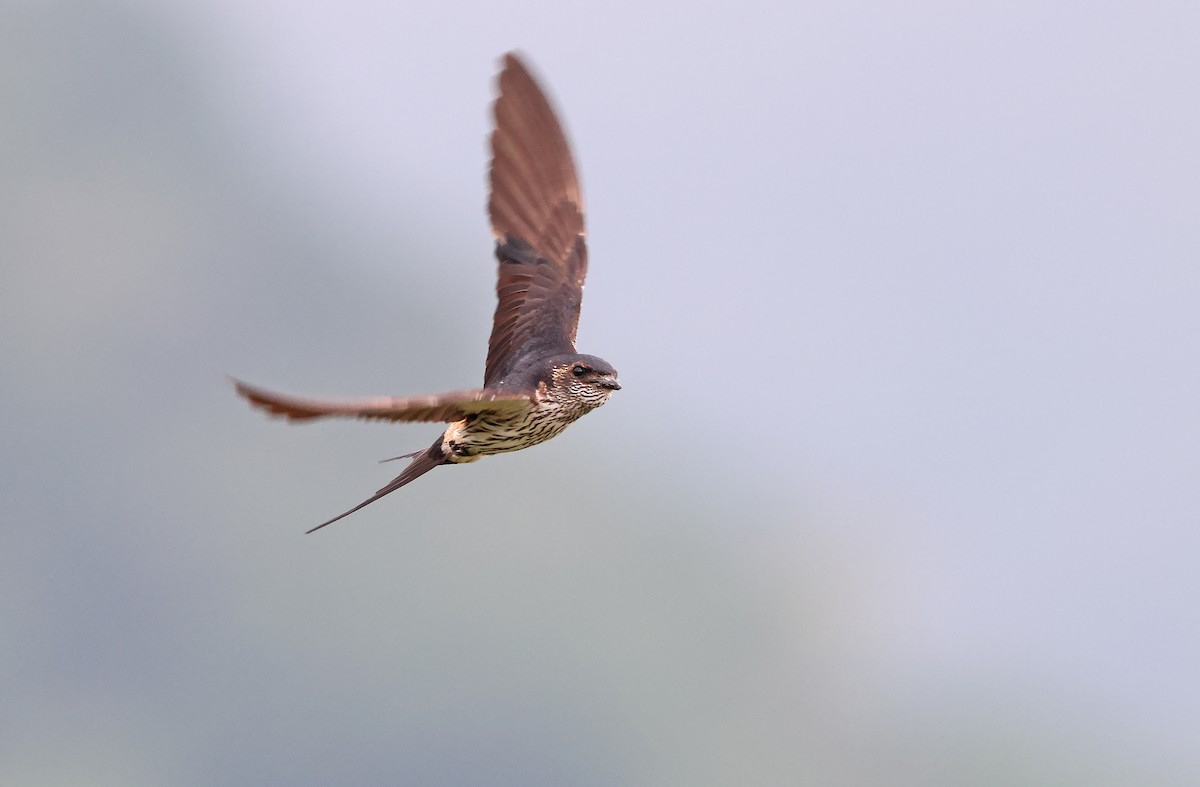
[233,53,620,533]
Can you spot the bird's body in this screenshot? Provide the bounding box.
[233,54,619,532]
[443,354,619,462]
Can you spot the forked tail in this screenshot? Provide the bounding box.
[307,440,446,533]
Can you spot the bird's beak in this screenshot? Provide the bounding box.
[600,379,622,391]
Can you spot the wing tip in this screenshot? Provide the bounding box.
[230,376,324,422]
[501,50,524,68]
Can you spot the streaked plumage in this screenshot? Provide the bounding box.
[234,53,619,532]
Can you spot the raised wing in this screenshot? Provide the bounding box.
[485,53,588,387]
[232,378,530,423]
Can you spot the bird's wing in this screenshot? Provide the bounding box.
[232,379,530,423]
[485,52,588,387]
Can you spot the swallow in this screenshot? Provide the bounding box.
[234,53,620,532]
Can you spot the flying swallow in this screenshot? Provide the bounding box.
[234,53,620,532]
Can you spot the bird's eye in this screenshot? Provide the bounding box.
[572,365,588,377]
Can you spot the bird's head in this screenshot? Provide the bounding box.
[547,354,621,406]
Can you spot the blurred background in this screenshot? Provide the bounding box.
[2,1,1197,784]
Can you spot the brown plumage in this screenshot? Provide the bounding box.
[233,52,620,533]
[232,380,530,424]
[486,53,588,386]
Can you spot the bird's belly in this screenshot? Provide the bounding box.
[448,404,588,458]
